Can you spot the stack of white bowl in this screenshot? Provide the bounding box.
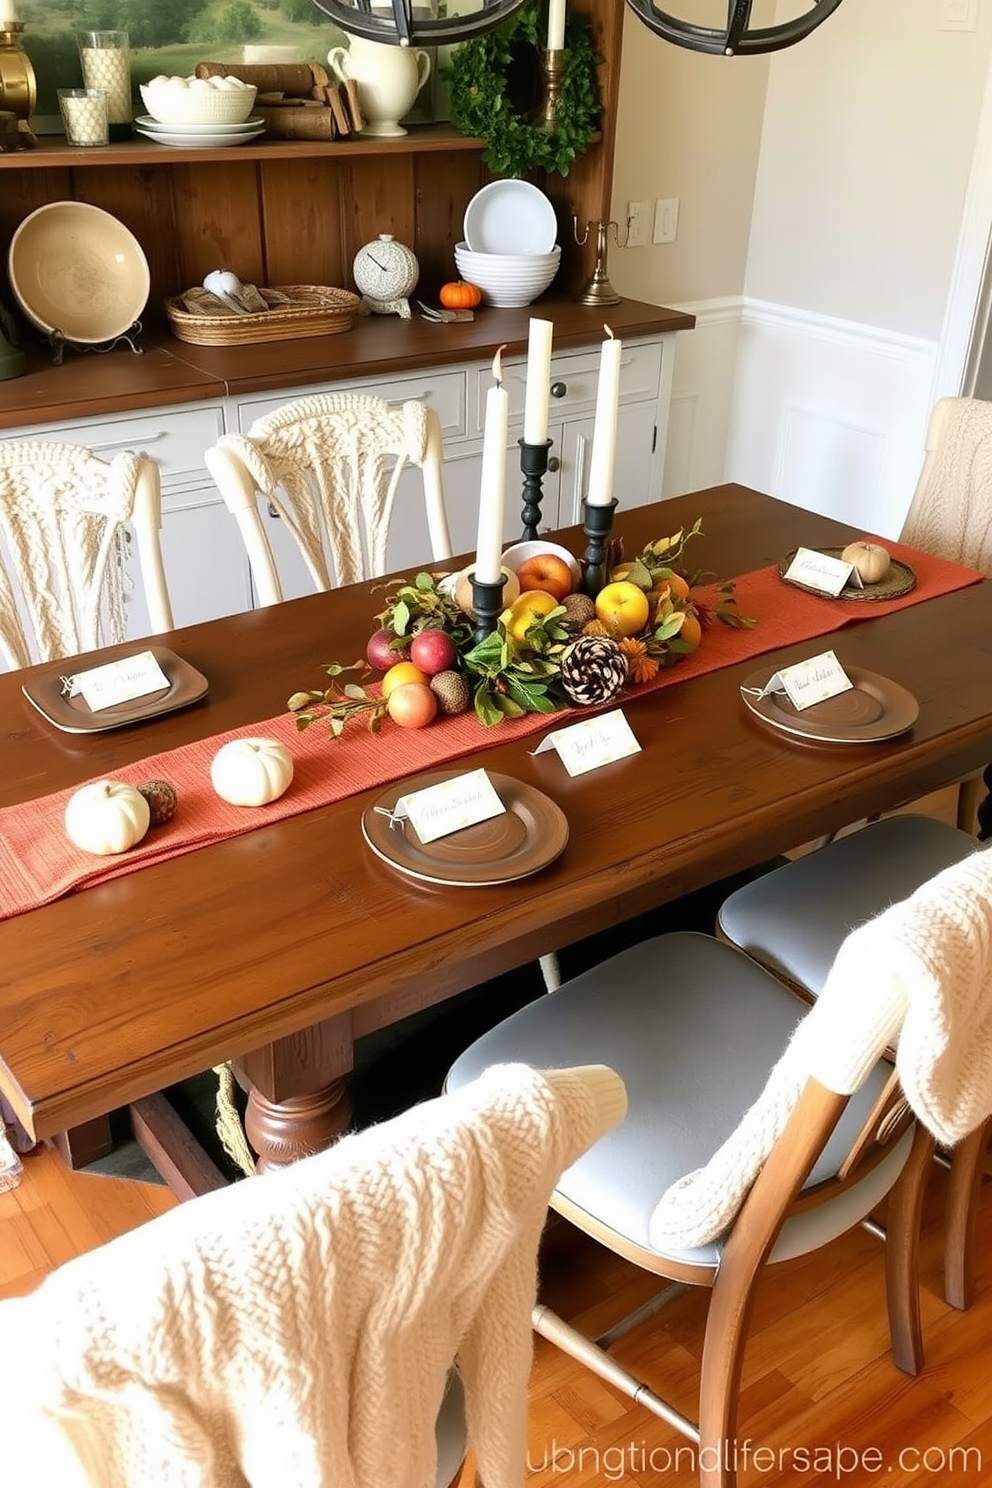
[137,76,262,147]
[453,242,561,308]
[456,180,561,308]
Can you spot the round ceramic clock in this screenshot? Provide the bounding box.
[352,233,419,318]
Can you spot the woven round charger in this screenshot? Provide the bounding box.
[778,547,916,601]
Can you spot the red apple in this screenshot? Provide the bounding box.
[515,553,575,602]
[366,627,408,673]
[386,681,438,729]
[409,628,459,676]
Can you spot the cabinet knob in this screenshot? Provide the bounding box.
[550,381,567,399]
[547,455,561,473]
[267,501,281,519]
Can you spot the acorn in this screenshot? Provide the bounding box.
[429,669,472,716]
[559,592,597,632]
[559,635,628,707]
[136,779,178,827]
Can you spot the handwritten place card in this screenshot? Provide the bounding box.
[760,650,854,711]
[532,710,641,778]
[398,768,506,844]
[785,546,863,597]
[70,650,171,712]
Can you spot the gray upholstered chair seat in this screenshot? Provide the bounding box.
[717,815,977,995]
[447,932,904,1267]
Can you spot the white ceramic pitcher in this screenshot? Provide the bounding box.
[327,36,431,138]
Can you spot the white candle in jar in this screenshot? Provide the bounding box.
[547,0,566,50]
[523,317,553,445]
[586,326,621,506]
[475,346,509,585]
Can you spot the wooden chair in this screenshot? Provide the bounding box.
[0,1063,626,1488]
[717,815,988,1309]
[446,905,987,1488]
[204,391,453,599]
[0,439,173,670]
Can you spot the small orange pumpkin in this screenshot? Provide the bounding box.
[439,280,482,310]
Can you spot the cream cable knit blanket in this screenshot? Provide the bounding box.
[650,846,992,1251]
[0,1062,626,1488]
[900,397,992,574]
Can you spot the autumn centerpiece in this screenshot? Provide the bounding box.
[288,521,754,736]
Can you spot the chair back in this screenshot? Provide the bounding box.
[204,392,453,604]
[900,396,992,573]
[0,440,173,670]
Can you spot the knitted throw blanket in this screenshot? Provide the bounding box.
[900,397,992,574]
[650,846,992,1251]
[0,1063,626,1488]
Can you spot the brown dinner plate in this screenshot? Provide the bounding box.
[740,664,919,744]
[778,547,916,601]
[21,646,209,734]
[361,769,568,887]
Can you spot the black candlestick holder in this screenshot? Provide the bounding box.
[470,568,508,645]
[518,437,552,541]
[579,498,618,599]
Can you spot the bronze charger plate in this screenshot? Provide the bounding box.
[21,646,209,734]
[740,664,919,744]
[779,547,916,601]
[361,769,568,887]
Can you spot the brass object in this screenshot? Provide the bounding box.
[573,216,629,307]
[537,48,565,130]
[0,24,36,121]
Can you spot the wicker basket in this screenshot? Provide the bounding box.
[164,284,361,346]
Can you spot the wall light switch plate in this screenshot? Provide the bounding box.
[626,200,650,248]
[653,197,679,245]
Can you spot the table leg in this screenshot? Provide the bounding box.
[976,762,992,842]
[234,1011,354,1173]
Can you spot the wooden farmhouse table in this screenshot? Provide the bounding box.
[2,485,990,1192]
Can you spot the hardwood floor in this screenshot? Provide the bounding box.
[3,788,987,1485]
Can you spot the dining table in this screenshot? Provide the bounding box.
[1,484,990,1196]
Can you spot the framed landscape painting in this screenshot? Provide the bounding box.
[19,0,339,130]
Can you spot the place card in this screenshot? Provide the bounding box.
[532,710,641,777]
[67,650,171,712]
[784,546,863,596]
[397,768,506,844]
[759,650,854,711]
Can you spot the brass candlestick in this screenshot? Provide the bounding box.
[573,216,629,307]
[0,23,36,121]
[537,48,566,129]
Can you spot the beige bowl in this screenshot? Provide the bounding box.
[8,202,150,344]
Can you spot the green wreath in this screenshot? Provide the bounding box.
[444,0,601,179]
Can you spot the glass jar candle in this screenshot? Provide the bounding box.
[77,30,131,140]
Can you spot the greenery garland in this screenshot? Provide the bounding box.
[444,0,601,179]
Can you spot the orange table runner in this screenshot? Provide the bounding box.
[0,540,982,923]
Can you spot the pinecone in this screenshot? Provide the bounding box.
[429,669,471,716]
[136,779,178,827]
[559,592,597,632]
[559,635,628,706]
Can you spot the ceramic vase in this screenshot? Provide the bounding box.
[327,36,431,138]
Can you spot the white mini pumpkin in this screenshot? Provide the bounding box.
[841,539,891,584]
[211,737,294,807]
[64,780,151,856]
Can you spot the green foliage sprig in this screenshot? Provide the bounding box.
[444,0,601,178]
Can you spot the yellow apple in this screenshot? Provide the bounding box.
[503,590,560,642]
[594,581,651,638]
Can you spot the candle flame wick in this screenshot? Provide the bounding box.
[492,344,507,385]
[603,325,615,339]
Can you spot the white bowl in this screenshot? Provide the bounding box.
[464,180,558,255]
[454,242,560,269]
[453,244,560,307]
[140,78,257,126]
[501,540,581,586]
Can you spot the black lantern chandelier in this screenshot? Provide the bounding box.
[309,0,844,52]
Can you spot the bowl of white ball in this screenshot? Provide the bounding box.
[140,75,258,126]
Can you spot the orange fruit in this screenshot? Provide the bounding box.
[381,661,428,697]
[666,572,691,601]
[677,611,702,651]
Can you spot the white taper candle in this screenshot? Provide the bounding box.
[586,325,621,506]
[475,345,509,584]
[523,317,553,445]
[547,0,566,51]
